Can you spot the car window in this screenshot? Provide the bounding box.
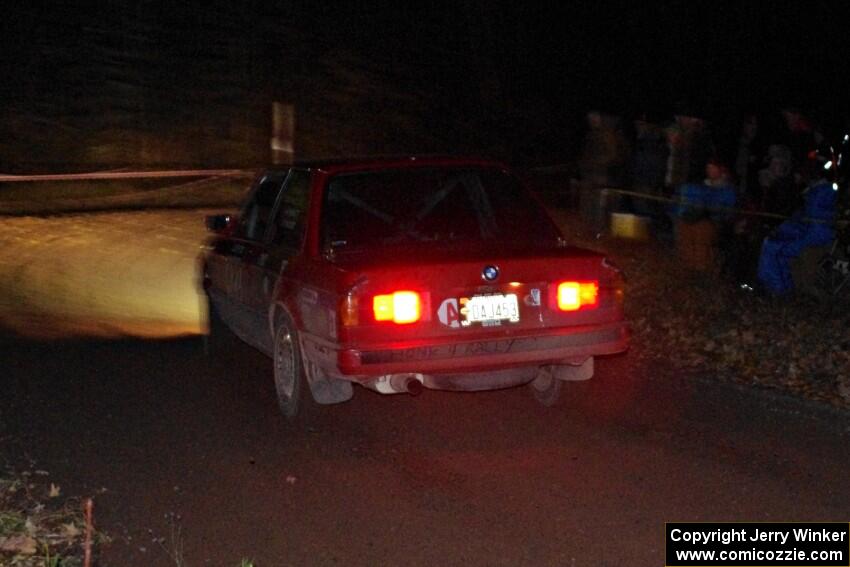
[269,170,310,251]
[321,167,558,251]
[237,174,285,241]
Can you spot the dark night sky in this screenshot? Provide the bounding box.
[328,3,850,126]
[519,4,844,115]
[298,4,847,104]
[2,2,850,166]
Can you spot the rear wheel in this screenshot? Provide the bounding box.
[273,314,313,420]
[529,366,562,407]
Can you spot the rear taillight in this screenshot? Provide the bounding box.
[373,291,422,324]
[556,281,598,311]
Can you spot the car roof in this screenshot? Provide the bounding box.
[265,155,509,175]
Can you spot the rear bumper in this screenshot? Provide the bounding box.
[302,322,629,381]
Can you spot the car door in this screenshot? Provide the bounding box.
[242,169,312,354]
[214,172,287,347]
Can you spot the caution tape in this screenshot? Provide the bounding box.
[0,169,253,182]
[594,186,848,228]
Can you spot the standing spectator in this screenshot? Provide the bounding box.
[684,116,715,184]
[578,110,629,187]
[631,113,668,214]
[665,103,715,192]
[579,110,615,187]
[578,110,629,233]
[734,114,764,202]
[664,111,689,192]
[606,114,631,190]
[777,107,824,182]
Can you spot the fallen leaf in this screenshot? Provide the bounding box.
[0,534,37,555]
[61,522,81,540]
[48,483,61,498]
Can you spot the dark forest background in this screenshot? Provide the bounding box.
[2,2,848,171]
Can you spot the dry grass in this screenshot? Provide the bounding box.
[0,460,105,566]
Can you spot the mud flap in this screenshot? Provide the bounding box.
[303,359,353,404]
[553,357,594,381]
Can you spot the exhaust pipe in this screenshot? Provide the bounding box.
[368,373,425,395]
[405,376,423,396]
[389,374,423,396]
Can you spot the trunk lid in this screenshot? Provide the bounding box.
[331,240,623,344]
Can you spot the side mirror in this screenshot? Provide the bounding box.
[205,214,233,233]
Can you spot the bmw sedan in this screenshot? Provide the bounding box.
[201,156,629,419]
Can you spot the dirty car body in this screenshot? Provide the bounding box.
[201,156,628,417]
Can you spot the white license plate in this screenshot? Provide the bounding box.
[461,293,520,325]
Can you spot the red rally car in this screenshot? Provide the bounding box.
[201,156,628,418]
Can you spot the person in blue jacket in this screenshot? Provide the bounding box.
[671,160,737,222]
[671,160,737,270]
[757,150,838,295]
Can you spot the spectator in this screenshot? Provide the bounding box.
[631,113,668,214]
[684,116,715,184]
[703,160,737,222]
[725,146,799,288]
[777,107,824,182]
[579,110,623,188]
[758,144,800,221]
[734,114,764,201]
[578,110,630,233]
[757,148,838,295]
[664,111,689,192]
[672,159,737,272]
[665,104,715,192]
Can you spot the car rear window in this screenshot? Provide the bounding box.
[322,167,558,251]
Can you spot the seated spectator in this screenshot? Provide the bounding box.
[703,160,737,221]
[758,144,801,222]
[757,149,838,295]
[723,146,800,288]
[672,160,737,271]
[672,160,736,221]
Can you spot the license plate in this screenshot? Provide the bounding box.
[461,293,520,325]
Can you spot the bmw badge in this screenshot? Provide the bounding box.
[482,265,500,282]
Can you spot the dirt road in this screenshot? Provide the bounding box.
[2,335,848,566]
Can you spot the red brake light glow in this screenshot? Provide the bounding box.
[557,281,598,311]
[373,291,421,324]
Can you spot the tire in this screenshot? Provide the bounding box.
[528,366,562,407]
[273,314,313,420]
